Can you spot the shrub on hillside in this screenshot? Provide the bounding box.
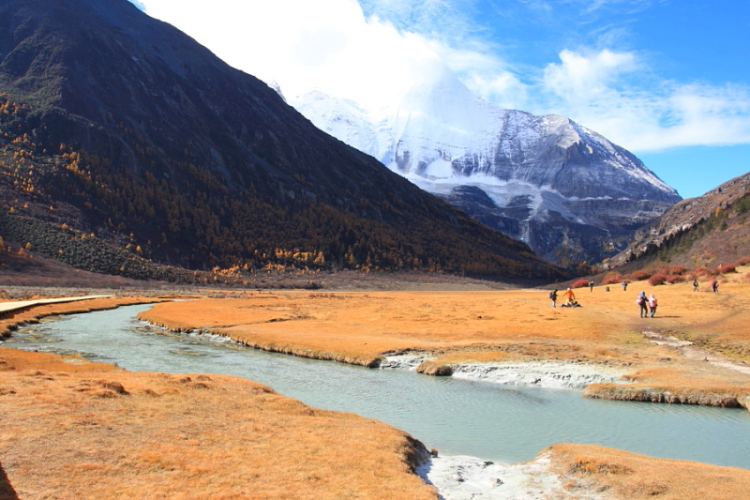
[666,274,686,284]
[601,274,624,285]
[736,256,750,266]
[628,269,651,281]
[695,266,720,277]
[667,265,688,275]
[648,273,667,286]
[718,264,736,274]
[570,278,590,288]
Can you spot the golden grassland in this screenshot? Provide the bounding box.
[548,444,750,500]
[2,277,750,499]
[139,274,750,407]
[0,347,435,500]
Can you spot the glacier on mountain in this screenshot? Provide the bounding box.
[289,69,680,265]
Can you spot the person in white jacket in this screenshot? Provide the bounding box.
[647,294,658,318]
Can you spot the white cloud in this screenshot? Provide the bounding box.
[542,49,639,102]
[536,49,750,152]
[137,0,750,154]
[464,71,529,109]
[140,0,456,114]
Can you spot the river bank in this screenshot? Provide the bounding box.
[420,444,750,500]
[417,450,750,500]
[0,346,436,499]
[2,294,750,498]
[137,284,750,410]
[0,294,171,338]
[382,352,625,389]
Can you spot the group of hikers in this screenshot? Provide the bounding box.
[548,287,580,308]
[549,285,657,315]
[549,276,720,316]
[635,291,658,318]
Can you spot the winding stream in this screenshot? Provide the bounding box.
[5,303,750,468]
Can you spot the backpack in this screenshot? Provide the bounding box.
[549,291,556,299]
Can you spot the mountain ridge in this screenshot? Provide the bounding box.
[290,70,681,266]
[604,171,750,270]
[0,0,562,281]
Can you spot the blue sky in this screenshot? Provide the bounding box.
[135,0,750,199]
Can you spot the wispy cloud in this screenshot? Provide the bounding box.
[533,48,750,151]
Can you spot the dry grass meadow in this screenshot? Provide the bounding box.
[548,443,750,500]
[2,271,750,499]
[139,274,750,406]
[0,345,435,500]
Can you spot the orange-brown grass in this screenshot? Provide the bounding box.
[138,283,750,405]
[548,443,750,500]
[585,364,750,407]
[0,347,436,500]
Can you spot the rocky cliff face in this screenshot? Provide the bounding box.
[292,71,681,266]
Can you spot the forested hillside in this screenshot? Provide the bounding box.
[0,0,563,282]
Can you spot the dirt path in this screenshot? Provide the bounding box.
[643,330,750,376]
[0,295,112,316]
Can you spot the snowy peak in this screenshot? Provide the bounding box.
[294,91,380,155]
[290,75,681,264]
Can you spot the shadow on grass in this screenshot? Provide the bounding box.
[0,462,18,500]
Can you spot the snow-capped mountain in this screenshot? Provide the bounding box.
[289,69,681,265]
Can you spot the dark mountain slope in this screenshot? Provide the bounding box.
[0,0,561,280]
[605,171,750,270]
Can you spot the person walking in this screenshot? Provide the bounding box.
[710,279,719,293]
[648,293,658,318]
[692,278,699,292]
[549,289,558,308]
[589,280,594,292]
[636,291,648,318]
[621,280,628,291]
